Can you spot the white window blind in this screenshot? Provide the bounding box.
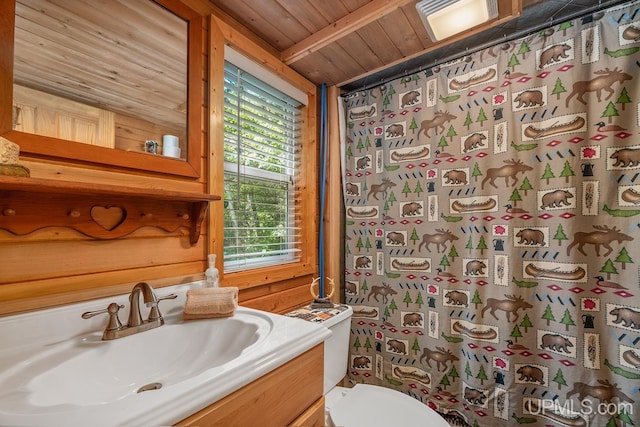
[223,60,302,272]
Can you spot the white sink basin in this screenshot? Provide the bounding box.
[0,283,331,426]
[9,316,264,407]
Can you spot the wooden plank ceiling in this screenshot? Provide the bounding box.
[212,0,626,91]
[213,0,517,87]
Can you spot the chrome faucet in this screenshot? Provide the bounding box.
[82,282,177,340]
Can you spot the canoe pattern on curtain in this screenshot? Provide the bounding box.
[343,2,640,426]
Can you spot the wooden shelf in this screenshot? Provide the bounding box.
[0,175,220,244]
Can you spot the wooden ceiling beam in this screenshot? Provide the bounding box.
[281,0,415,65]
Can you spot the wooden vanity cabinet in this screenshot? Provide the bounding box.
[289,395,326,427]
[176,344,325,427]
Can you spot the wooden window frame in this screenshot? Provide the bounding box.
[208,15,318,291]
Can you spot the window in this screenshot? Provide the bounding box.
[223,60,302,272]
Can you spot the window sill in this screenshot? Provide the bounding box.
[222,261,315,290]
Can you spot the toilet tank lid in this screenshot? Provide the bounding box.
[285,304,352,328]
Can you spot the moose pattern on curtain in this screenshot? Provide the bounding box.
[343,2,640,426]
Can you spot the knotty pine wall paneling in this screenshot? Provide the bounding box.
[0,0,319,316]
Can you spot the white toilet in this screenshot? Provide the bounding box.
[321,305,451,427]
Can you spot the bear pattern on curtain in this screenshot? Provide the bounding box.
[343,2,640,426]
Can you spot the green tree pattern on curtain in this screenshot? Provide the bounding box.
[342,2,640,425]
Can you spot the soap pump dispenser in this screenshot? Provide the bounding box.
[205,254,220,287]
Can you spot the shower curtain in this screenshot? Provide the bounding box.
[343,2,640,426]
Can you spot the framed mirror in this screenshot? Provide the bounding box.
[0,0,203,178]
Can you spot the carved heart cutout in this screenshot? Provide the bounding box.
[90,206,127,231]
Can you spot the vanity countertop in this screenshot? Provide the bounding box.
[0,282,331,426]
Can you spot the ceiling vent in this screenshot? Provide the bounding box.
[416,0,499,42]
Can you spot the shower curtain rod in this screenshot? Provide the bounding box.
[341,0,629,97]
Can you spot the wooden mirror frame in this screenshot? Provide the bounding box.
[0,0,204,178]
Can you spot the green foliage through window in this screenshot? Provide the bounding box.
[223,61,302,272]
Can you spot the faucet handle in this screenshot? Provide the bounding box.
[82,303,125,332]
[148,293,178,322]
[158,293,178,302]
